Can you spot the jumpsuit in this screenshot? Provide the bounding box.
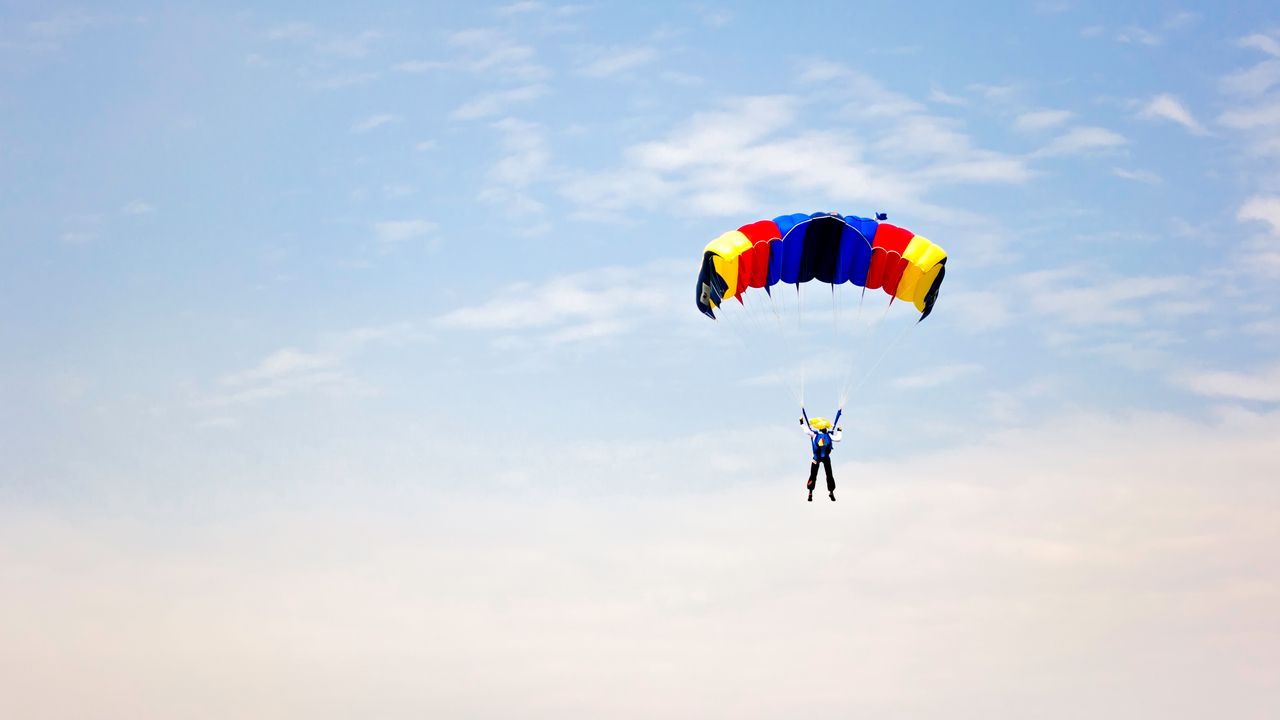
[803,424,842,493]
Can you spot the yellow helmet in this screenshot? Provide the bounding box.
[808,417,832,430]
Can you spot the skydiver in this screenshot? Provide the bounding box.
[800,413,841,502]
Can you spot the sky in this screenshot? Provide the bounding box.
[2,1,1280,718]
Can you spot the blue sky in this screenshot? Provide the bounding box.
[2,2,1280,718]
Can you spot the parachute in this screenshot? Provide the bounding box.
[694,211,947,411]
[696,212,946,321]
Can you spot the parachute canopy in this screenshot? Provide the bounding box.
[696,212,946,320]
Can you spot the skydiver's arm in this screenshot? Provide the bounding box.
[831,428,843,443]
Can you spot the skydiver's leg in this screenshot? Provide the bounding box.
[807,461,818,501]
[824,458,835,500]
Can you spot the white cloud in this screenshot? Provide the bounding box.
[436,261,681,346]
[317,30,384,59]
[561,85,1031,221]
[697,6,733,28]
[1014,269,1193,326]
[481,118,551,215]
[121,200,155,215]
[26,10,100,40]
[1033,126,1127,157]
[928,87,966,106]
[268,23,384,58]
[211,348,362,406]
[1112,167,1163,184]
[393,60,448,74]
[1140,94,1207,134]
[350,114,402,133]
[1237,197,1280,273]
[5,407,1279,717]
[1238,33,1280,57]
[452,84,547,120]
[1219,99,1280,130]
[1221,59,1280,97]
[1177,364,1280,402]
[1034,0,1073,14]
[1014,109,1074,132]
[798,62,924,116]
[579,46,658,78]
[497,1,545,15]
[448,28,548,82]
[968,83,1017,102]
[892,363,982,389]
[373,220,436,243]
[221,348,334,387]
[60,230,96,244]
[942,290,1012,332]
[204,325,419,409]
[1114,13,1197,47]
[1116,27,1161,45]
[1239,196,1280,234]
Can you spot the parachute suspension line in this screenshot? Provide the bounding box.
[836,291,891,410]
[729,292,804,409]
[831,283,839,338]
[759,284,806,408]
[800,364,805,408]
[839,312,918,408]
[751,291,803,408]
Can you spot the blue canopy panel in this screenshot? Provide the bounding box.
[839,216,878,287]
[775,213,810,284]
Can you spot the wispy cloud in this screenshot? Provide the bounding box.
[351,114,402,133]
[1033,0,1073,14]
[1218,100,1280,130]
[1239,33,1280,57]
[1033,126,1127,157]
[452,84,548,120]
[1177,364,1280,402]
[497,1,546,15]
[928,87,967,106]
[204,325,419,408]
[393,60,448,74]
[8,405,1280,717]
[211,349,362,406]
[578,46,659,78]
[373,220,436,244]
[1112,167,1162,184]
[1221,58,1280,97]
[1237,196,1280,274]
[942,290,1013,332]
[1238,195,1280,235]
[448,28,548,82]
[268,23,384,58]
[1014,109,1074,132]
[436,261,680,346]
[562,75,1032,222]
[1140,94,1207,134]
[480,118,551,216]
[1016,270,1192,326]
[121,200,155,215]
[892,364,982,389]
[1114,11,1198,46]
